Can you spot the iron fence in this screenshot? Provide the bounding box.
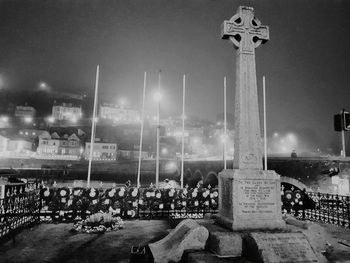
[1,183,350,244]
[38,186,219,222]
[0,189,41,242]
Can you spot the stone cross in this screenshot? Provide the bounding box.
[222,6,269,170]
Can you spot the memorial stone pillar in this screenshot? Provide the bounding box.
[217,6,285,230]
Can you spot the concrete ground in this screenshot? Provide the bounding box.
[0,220,171,263]
[0,220,350,263]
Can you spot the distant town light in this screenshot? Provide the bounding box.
[161,148,168,155]
[71,117,77,123]
[38,81,50,92]
[193,137,200,144]
[273,132,279,137]
[0,116,9,122]
[24,116,33,123]
[47,116,55,123]
[119,97,128,108]
[220,134,226,143]
[153,91,162,102]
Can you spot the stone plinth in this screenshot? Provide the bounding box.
[216,169,285,231]
[243,232,319,263]
[208,232,242,257]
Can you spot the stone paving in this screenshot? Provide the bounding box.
[0,220,349,263]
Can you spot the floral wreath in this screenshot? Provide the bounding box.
[128,187,139,199]
[142,188,156,200]
[41,187,53,201]
[165,188,177,201]
[116,187,126,199]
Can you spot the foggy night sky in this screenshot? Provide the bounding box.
[0,0,350,153]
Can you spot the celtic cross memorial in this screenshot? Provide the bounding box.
[217,6,285,231]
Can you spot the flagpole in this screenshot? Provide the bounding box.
[87,65,99,188]
[181,74,186,188]
[137,72,147,188]
[224,76,227,170]
[263,75,267,170]
[155,70,161,188]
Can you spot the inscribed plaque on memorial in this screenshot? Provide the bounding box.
[237,179,276,216]
[250,232,318,263]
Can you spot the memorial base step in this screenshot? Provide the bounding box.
[185,251,247,263]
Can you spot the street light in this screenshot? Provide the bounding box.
[47,116,55,123]
[119,98,127,109]
[0,116,9,123]
[153,91,162,103]
[24,116,33,124]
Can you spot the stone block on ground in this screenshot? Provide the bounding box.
[208,232,242,257]
[186,251,242,263]
[148,219,209,263]
[243,232,319,263]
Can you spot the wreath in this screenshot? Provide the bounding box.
[115,187,126,199]
[210,198,218,210]
[124,202,138,218]
[142,188,156,200]
[128,187,139,199]
[58,187,70,204]
[200,189,210,200]
[105,188,117,199]
[138,198,150,211]
[85,188,99,204]
[41,187,53,202]
[165,188,177,201]
[109,200,123,215]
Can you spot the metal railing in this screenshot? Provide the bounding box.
[1,183,350,244]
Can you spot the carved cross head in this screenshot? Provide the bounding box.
[222,6,269,54]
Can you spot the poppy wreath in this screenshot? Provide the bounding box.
[72,187,85,198]
[209,189,219,200]
[199,189,211,208]
[154,189,163,200]
[187,199,200,210]
[85,188,100,204]
[178,188,188,199]
[126,198,139,209]
[281,190,294,213]
[138,198,150,211]
[124,201,137,218]
[165,188,177,202]
[127,187,139,199]
[105,188,117,200]
[41,187,54,203]
[291,189,304,213]
[109,200,123,215]
[142,188,156,200]
[164,201,175,210]
[294,190,303,204]
[282,190,294,204]
[58,187,70,204]
[209,198,218,210]
[200,188,210,201]
[174,198,186,210]
[115,187,127,200]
